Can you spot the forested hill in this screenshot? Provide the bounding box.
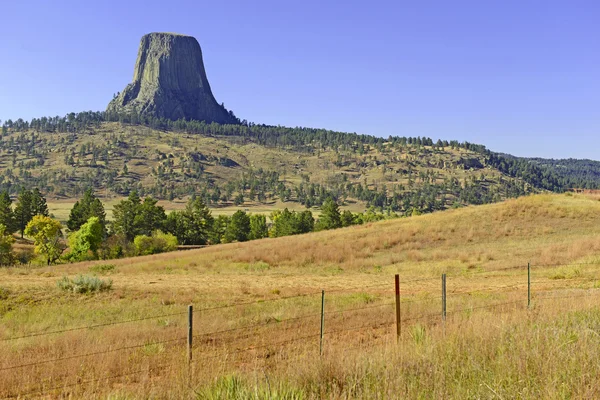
[517,157,600,190]
[0,111,597,215]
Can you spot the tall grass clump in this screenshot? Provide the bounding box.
[57,275,113,294]
[196,375,305,400]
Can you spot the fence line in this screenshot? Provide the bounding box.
[3,364,174,399]
[0,336,186,371]
[195,332,323,361]
[0,311,188,342]
[193,312,322,340]
[3,261,600,398]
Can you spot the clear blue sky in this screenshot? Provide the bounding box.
[1,0,598,159]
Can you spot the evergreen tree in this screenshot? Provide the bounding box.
[0,191,15,234]
[31,188,49,217]
[223,210,250,243]
[112,191,142,241]
[67,188,106,232]
[166,198,213,245]
[209,215,229,244]
[315,198,342,231]
[14,188,33,238]
[341,210,356,227]
[297,210,315,233]
[0,224,15,266]
[136,197,166,236]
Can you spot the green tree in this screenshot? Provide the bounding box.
[134,231,178,255]
[209,215,229,244]
[296,210,314,233]
[136,197,166,236]
[234,193,244,206]
[67,189,106,232]
[24,215,64,265]
[249,214,268,240]
[166,198,213,245]
[67,217,104,261]
[14,188,33,238]
[0,191,15,234]
[270,208,313,237]
[315,198,342,231]
[0,224,15,266]
[223,210,250,243]
[31,188,49,217]
[112,191,141,241]
[341,210,356,227]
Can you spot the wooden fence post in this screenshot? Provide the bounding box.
[395,274,401,342]
[188,304,193,364]
[320,290,325,356]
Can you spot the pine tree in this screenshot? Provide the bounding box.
[67,189,106,232]
[14,188,33,238]
[315,198,342,231]
[112,191,142,241]
[0,191,15,234]
[223,210,250,243]
[31,188,49,217]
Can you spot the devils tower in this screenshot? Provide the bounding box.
[107,32,237,124]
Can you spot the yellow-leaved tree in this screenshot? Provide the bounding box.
[24,215,64,265]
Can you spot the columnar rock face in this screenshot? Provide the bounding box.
[107,32,237,124]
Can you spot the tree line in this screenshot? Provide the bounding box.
[0,188,396,266]
[3,111,598,191]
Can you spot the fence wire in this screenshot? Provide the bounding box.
[3,261,600,398]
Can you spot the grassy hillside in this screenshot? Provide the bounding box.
[3,193,600,397]
[1,121,536,219]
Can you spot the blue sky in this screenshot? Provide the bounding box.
[1,0,598,159]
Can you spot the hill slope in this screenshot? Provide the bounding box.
[0,118,540,215]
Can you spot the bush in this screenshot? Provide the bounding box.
[88,264,116,274]
[57,275,112,294]
[134,231,178,256]
[15,249,35,266]
[98,234,130,260]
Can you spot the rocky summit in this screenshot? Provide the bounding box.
[107,32,237,124]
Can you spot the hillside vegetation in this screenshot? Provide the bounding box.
[3,193,600,397]
[0,114,583,219]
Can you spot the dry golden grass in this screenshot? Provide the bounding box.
[2,193,600,398]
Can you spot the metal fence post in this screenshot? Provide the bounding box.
[395,274,401,342]
[442,274,447,322]
[320,290,325,356]
[188,304,193,364]
[527,262,531,309]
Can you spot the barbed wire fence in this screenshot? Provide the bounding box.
[1,261,599,398]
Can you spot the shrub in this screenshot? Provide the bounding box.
[98,234,129,260]
[134,231,178,256]
[57,275,112,294]
[15,249,35,266]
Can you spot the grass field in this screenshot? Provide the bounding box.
[2,193,600,398]
[46,198,365,224]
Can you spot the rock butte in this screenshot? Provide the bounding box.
[107,32,237,124]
